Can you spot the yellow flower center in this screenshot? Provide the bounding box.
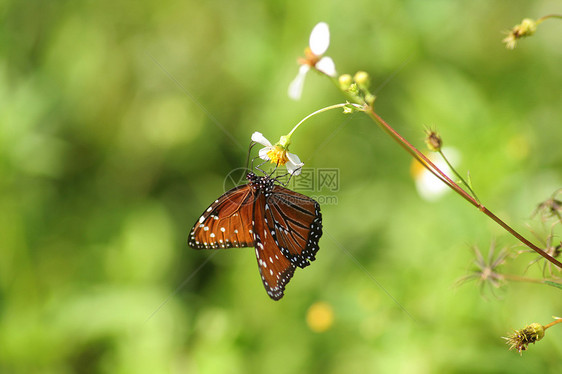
[266,145,289,166]
[298,46,320,67]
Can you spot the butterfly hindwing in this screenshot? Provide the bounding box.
[265,185,322,268]
[252,192,296,300]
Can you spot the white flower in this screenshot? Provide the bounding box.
[411,147,460,202]
[251,132,304,175]
[288,22,337,100]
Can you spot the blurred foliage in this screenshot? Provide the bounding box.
[1,0,561,373]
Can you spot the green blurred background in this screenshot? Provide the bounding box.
[1,0,561,372]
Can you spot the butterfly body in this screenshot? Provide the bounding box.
[188,172,322,300]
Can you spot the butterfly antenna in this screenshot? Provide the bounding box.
[268,164,279,178]
[246,141,258,172]
[254,159,269,176]
[273,166,302,186]
[287,166,302,184]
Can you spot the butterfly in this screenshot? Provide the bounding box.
[188,172,322,300]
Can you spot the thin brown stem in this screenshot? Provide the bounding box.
[365,106,482,206]
[544,318,562,330]
[363,105,562,269]
[536,14,562,25]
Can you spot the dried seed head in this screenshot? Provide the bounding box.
[503,323,545,355]
[424,129,443,152]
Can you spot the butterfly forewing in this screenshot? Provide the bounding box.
[265,185,323,268]
[188,184,256,249]
[253,192,297,300]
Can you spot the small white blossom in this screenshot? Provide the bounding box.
[251,132,304,175]
[288,22,336,100]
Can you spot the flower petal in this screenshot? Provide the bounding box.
[315,56,336,77]
[286,162,302,175]
[286,152,304,175]
[288,65,310,100]
[309,22,330,56]
[286,151,302,165]
[258,146,272,161]
[251,131,272,147]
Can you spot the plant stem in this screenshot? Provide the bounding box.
[287,103,359,139]
[544,318,562,330]
[326,73,561,268]
[363,105,562,269]
[438,149,480,203]
[501,274,559,284]
[536,14,562,25]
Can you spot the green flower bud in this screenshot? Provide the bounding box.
[338,74,353,91]
[353,71,370,87]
